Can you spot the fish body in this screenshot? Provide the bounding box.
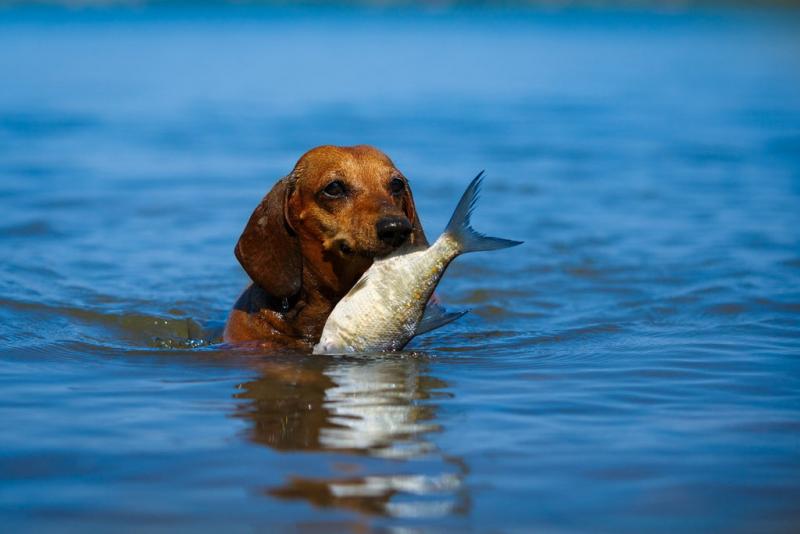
[313,172,521,354]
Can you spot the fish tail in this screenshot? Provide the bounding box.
[444,171,523,253]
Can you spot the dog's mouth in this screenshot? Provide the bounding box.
[339,242,353,256]
[327,235,394,260]
[328,237,369,259]
[339,241,393,260]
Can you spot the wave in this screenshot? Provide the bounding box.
[0,296,223,351]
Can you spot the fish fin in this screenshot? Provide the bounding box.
[348,274,369,296]
[415,302,468,336]
[444,171,523,253]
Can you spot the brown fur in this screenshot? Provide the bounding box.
[224,145,427,349]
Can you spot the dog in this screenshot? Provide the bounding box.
[224,145,428,349]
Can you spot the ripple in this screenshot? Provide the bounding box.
[704,302,749,316]
[0,110,99,137]
[0,296,220,350]
[0,220,61,238]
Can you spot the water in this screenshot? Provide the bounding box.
[1,5,800,532]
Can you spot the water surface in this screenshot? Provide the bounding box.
[1,6,800,532]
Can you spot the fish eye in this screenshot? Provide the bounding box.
[389,178,405,195]
[322,180,347,199]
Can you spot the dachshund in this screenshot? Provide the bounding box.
[224,145,428,350]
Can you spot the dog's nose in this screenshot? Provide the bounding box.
[376,217,412,247]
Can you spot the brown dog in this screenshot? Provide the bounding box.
[224,145,428,349]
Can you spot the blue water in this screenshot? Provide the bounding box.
[1,5,800,532]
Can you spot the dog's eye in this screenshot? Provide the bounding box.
[322,180,347,199]
[389,178,405,195]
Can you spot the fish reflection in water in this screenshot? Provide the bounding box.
[233,355,467,518]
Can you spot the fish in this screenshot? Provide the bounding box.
[313,171,522,355]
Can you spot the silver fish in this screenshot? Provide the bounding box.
[313,172,522,354]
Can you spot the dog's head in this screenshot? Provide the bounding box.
[235,145,427,299]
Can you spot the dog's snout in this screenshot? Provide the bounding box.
[376,217,412,247]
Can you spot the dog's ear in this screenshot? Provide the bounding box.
[235,177,302,299]
[401,180,429,247]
